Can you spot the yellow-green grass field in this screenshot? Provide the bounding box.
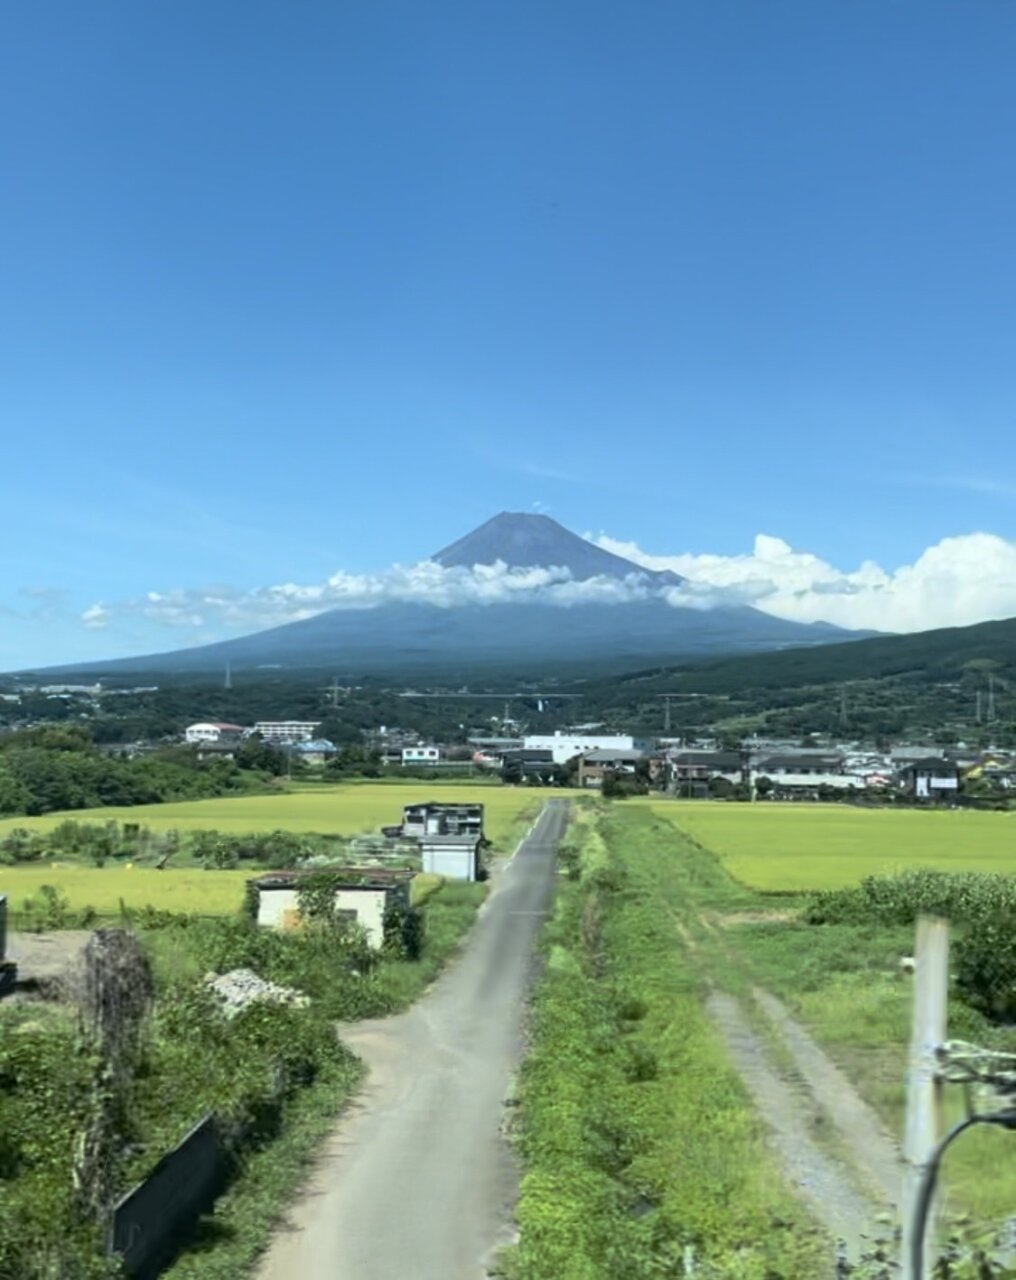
[643,799,1016,891]
[0,783,550,846]
[3,865,447,917]
[0,783,560,917]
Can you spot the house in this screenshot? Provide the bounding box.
[400,801,485,840]
[897,758,961,801]
[500,747,557,784]
[252,720,320,745]
[667,750,744,796]
[402,746,441,766]
[286,738,336,767]
[752,752,845,777]
[420,833,482,881]
[249,868,413,947]
[523,731,650,766]
[577,748,648,788]
[185,722,246,745]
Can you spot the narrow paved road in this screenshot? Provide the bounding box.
[257,800,568,1280]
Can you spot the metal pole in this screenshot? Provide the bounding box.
[909,1109,1016,1279]
[901,916,949,1279]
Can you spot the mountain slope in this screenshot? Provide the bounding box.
[434,511,684,584]
[20,513,858,679]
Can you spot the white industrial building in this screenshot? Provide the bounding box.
[185,722,246,745]
[252,720,320,745]
[523,731,646,766]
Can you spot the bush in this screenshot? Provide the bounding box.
[955,912,1016,1022]
[805,869,1016,928]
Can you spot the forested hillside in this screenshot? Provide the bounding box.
[571,616,1016,742]
[0,727,278,818]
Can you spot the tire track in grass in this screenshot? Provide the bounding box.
[752,986,901,1208]
[706,989,877,1254]
[667,899,899,1256]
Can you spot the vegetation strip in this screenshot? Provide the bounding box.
[511,805,825,1278]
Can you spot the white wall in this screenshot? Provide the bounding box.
[751,771,857,790]
[185,723,223,743]
[256,886,389,947]
[524,733,634,765]
[421,842,477,881]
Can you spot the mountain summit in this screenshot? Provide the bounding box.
[433,512,684,584]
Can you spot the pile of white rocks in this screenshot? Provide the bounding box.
[205,968,309,1019]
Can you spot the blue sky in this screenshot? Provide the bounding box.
[4,1,1016,667]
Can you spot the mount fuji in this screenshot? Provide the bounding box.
[26,513,858,678]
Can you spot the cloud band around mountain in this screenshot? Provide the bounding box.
[79,530,1016,640]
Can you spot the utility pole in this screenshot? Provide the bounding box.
[663,695,672,734]
[987,674,996,725]
[224,661,232,691]
[901,917,949,1280]
[976,689,982,724]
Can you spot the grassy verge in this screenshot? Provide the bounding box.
[640,809,1016,1227]
[511,806,825,1279]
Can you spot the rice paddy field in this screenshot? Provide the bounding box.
[644,799,1016,891]
[0,783,554,918]
[0,782,545,845]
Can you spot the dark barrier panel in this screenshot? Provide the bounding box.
[108,1113,228,1279]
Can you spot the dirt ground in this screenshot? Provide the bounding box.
[4,930,92,996]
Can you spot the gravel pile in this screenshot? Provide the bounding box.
[205,968,309,1018]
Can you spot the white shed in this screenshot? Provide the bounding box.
[251,871,412,948]
[420,835,480,882]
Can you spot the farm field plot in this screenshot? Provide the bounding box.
[2,864,246,917]
[0,783,548,846]
[644,800,1016,891]
[0,784,551,918]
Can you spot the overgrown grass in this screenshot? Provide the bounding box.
[647,819,1016,1227]
[513,807,824,1278]
[0,868,489,1279]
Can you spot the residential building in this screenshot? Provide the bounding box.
[667,750,744,796]
[500,747,557,783]
[400,802,485,840]
[753,752,845,777]
[286,738,336,766]
[577,748,649,788]
[250,868,413,947]
[185,722,246,745]
[897,758,961,801]
[253,720,319,745]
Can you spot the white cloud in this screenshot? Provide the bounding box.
[595,531,1016,632]
[101,561,657,637]
[81,603,109,629]
[83,530,1016,641]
